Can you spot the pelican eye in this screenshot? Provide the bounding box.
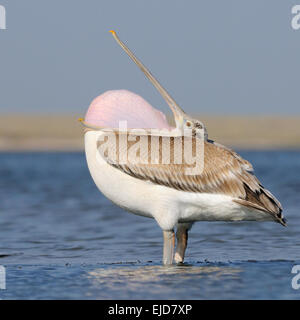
[186,121,192,127]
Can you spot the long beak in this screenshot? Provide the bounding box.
[78,118,104,131]
[109,30,186,127]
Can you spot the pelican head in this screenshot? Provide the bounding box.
[109,30,208,140]
[181,115,208,140]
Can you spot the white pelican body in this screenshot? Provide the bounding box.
[85,130,274,230]
[81,31,285,265]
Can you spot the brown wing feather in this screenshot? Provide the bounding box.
[96,131,285,225]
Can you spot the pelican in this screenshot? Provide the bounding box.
[80,31,285,265]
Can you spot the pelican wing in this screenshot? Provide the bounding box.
[97,131,284,225]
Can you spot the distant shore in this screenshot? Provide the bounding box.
[0,114,299,151]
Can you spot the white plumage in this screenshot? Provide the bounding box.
[81,31,285,265]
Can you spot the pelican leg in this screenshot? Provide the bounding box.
[174,223,191,264]
[163,230,175,265]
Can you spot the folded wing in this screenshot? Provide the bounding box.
[96,131,285,225]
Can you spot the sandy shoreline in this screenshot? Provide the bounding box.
[0,114,299,151]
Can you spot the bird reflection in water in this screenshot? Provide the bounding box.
[86,264,242,299]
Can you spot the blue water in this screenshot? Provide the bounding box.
[0,151,300,299]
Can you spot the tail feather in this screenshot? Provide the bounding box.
[242,183,286,226]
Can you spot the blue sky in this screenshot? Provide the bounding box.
[0,0,299,115]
